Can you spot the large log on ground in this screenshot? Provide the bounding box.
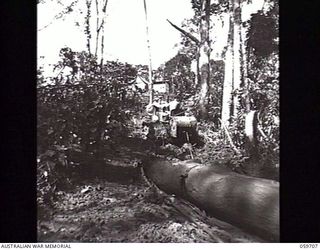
[142,159,279,242]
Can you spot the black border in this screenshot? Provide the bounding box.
[0,1,37,242]
[1,0,320,243]
[279,0,320,242]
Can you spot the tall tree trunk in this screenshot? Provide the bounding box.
[221,10,234,127]
[198,0,211,119]
[232,0,242,117]
[143,0,154,104]
[240,17,250,112]
[196,48,201,87]
[94,0,100,57]
[100,24,105,67]
[100,0,108,67]
[85,0,92,55]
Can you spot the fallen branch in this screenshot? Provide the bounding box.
[257,125,268,139]
[219,118,240,154]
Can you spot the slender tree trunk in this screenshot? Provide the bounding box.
[241,18,250,112]
[196,48,201,87]
[143,0,154,104]
[85,0,92,55]
[221,10,234,127]
[100,0,108,67]
[232,0,242,117]
[100,25,105,66]
[94,0,100,57]
[198,0,211,119]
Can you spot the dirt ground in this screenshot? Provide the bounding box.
[37,178,265,243]
[38,136,268,243]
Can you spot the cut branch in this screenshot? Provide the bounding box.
[95,0,100,57]
[167,19,200,45]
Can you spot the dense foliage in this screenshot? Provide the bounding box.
[162,53,196,101]
[37,48,142,207]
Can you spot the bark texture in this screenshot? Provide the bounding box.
[142,159,279,242]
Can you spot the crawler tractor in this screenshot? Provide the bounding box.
[142,94,200,146]
[140,0,200,146]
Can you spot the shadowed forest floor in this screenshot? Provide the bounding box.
[38,137,267,243]
[38,179,264,243]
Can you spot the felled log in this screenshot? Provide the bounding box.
[142,159,279,242]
